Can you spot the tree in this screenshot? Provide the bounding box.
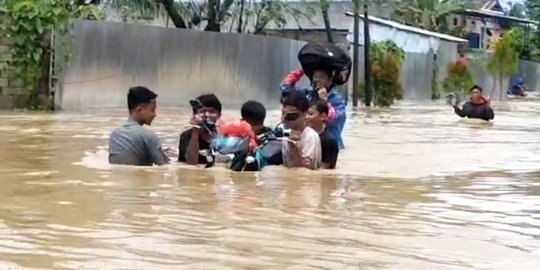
[319,0,333,43]
[370,41,405,106]
[442,60,473,95]
[2,0,101,109]
[76,0,187,28]
[508,2,526,18]
[84,0,313,34]
[526,0,540,20]
[486,30,520,100]
[394,0,465,31]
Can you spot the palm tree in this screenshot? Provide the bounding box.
[394,0,465,31]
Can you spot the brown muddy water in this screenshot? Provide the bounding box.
[0,101,539,270]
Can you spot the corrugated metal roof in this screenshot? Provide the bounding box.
[344,12,468,43]
[459,9,539,25]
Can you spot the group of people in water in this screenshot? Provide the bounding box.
[109,64,504,170]
[109,67,346,170]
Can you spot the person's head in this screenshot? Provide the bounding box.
[282,90,309,130]
[241,100,266,132]
[306,99,328,130]
[191,94,222,124]
[469,85,483,102]
[127,86,158,125]
[312,69,333,90]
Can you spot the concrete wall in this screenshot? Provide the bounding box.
[265,29,349,48]
[59,20,308,111]
[469,57,508,100]
[517,60,540,91]
[350,48,435,100]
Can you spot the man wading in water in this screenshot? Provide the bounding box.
[109,86,169,166]
[452,85,495,121]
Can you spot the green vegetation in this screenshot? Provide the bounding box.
[442,60,473,96]
[370,41,405,107]
[486,30,520,100]
[2,0,73,109]
[0,0,107,109]
[0,0,315,109]
[394,0,465,32]
[77,0,315,34]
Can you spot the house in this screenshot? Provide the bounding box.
[446,0,537,51]
[344,12,468,99]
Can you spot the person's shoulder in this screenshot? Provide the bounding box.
[304,127,321,140]
[320,128,338,144]
[110,121,138,136]
[320,128,336,139]
[138,126,161,142]
[328,91,345,106]
[179,129,194,140]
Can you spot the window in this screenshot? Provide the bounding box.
[453,17,458,26]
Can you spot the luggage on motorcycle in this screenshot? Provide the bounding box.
[259,140,282,165]
[298,42,352,86]
[208,136,250,171]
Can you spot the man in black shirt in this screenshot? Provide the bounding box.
[178,94,222,165]
[306,99,339,169]
[240,100,275,171]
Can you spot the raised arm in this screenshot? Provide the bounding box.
[280,69,311,101]
[453,105,467,118]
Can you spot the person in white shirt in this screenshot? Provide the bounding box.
[280,90,322,170]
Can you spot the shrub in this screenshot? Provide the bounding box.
[442,60,473,95]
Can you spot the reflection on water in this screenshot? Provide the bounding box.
[0,101,539,269]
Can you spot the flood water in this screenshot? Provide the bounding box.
[0,101,539,270]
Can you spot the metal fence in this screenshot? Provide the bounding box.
[350,50,435,100]
[517,60,540,91]
[58,21,308,110]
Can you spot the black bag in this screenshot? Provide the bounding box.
[298,42,352,86]
[259,140,282,165]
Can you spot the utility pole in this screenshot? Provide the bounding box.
[352,0,360,107]
[364,2,372,107]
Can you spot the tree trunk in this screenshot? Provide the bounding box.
[320,0,334,43]
[159,0,187,28]
[253,3,266,35]
[499,76,503,101]
[491,75,497,99]
[237,0,245,33]
[36,29,52,109]
[205,0,221,32]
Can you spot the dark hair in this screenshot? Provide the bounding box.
[310,99,328,115]
[195,94,222,113]
[127,86,157,111]
[241,100,266,126]
[283,90,309,113]
[470,85,483,92]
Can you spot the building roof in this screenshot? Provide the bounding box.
[458,9,539,25]
[344,12,467,43]
[481,0,503,12]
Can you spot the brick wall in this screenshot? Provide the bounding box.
[0,9,24,109]
[0,9,13,109]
